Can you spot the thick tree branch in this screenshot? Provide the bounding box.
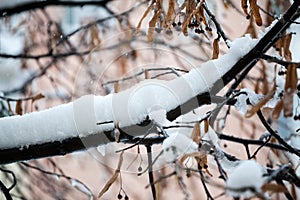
[0,2,299,165]
[167,1,300,121]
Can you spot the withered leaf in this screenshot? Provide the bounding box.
[136,0,155,33]
[283,33,293,61]
[261,183,287,193]
[204,118,209,133]
[191,122,201,144]
[15,100,23,115]
[148,11,160,42]
[283,64,298,117]
[163,0,175,28]
[98,151,124,198]
[246,86,276,118]
[249,0,262,26]
[212,38,219,59]
[241,0,249,17]
[272,100,283,120]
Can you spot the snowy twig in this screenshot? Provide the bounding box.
[250,134,271,159]
[257,110,300,157]
[202,3,230,48]
[0,181,12,200]
[21,161,94,199]
[0,167,17,191]
[218,133,289,152]
[198,166,214,200]
[261,54,300,67]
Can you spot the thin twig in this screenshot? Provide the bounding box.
[202,3,230,48]
[257,110,300,157]
[261,54,300,67]
[198,165,214,200]
[146,145,156,200]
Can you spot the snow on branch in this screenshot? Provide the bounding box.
[0,35,257,161]
[0,1,299,164]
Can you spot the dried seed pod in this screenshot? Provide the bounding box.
[148,11,160,42]
[283,33,293,61]
[136,0,155,33]
[212,38,219,59]
[191,122,201,144]
[241,0,249,17]
[16,100,23,115]
[246,86,276,118]
[204,118,209,133]
[272,100,283,120]
[283,64,298,117]
[163,0,175,28]
[249,0,262,26]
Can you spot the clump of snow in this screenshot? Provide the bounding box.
[162,132,198,163]
[226,160,267,199]
[202,126,219,146]
[70,178,93,198]
[214,34,258,75]
[234,88,263,115]
[148,108,170,126]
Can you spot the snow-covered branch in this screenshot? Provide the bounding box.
[0,1,299,165]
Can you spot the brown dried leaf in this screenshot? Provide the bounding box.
[181,13,193,36]
[261,61,269,95]
[272,100,283,120]
[90,25,101,49]
[148,11,160,42]
[283,64,298,117]
[15,100,23,115]
[204,118,209,133]
[199,4,208,27]
[249,0,262,26]
[191,122,201,144]
[195,156,212,176]
[212,38,219,59]
[241,0,249,17]
[179,151,205,165]
[246,86,276,118]
[276,36,284,57]
[163,0,175,28]
[261,183,287,193]
[136,0,155,33]
[98,151,124,198]
[223,1,229,9]
[283,33,293,61]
